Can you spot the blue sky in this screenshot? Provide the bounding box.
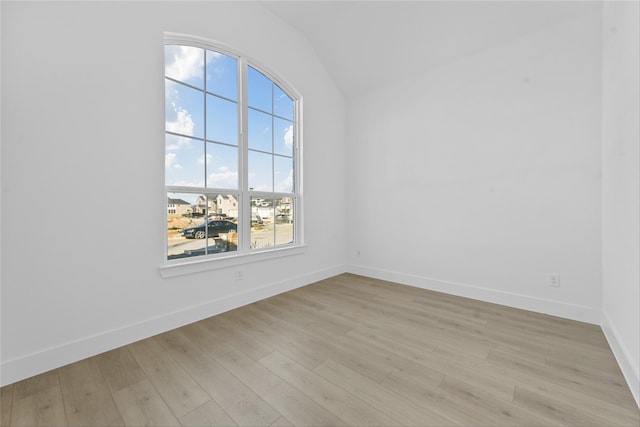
[165,45,294,194]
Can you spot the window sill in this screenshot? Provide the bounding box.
[158,244,306,278]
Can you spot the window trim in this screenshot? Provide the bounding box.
[159,244,307,278]
[161,33,304,274]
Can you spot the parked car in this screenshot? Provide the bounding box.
[208,213,227,220]
[182,220,237,239]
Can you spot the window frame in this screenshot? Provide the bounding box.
[160,33,304,277]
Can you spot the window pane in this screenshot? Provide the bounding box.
[274,118,294,157]
[206,143,238,189]
[251,197,274,249]
[165,79,204,139]
[248,109,272,152]
[165,135,204,187]
[165,45,204,88]
[167,192,238,260]
[206,94,238,145]
[248,151,273,192]
[167,192,205,260]
[248,66,272,113]
[274,156,293,193]
[274,84,294,120]
[206,194,238,254]
[206,50,237,101]
[275,197,294,246]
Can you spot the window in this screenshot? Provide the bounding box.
[164,38,300,263]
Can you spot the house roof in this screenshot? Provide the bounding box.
[168,197,190,205]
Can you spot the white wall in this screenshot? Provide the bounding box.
[0,1,347,386]
[347,10,603,323]
[601,1,640,407]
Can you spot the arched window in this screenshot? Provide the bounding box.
[164,36,301,263]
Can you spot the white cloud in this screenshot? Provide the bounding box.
[165,46,203,82]
[198,154,213,165]
[166,45,220,83]
[166,101,195,136]
[252,184,272,192]
[206,52,226,81]
[165,152,177,169]
[171,179,205,188]
[275,168,294,193]
[208,166,237,188]
[165,152,175,169]
[165,46,220,142]
[165,153,183,170]
[247,172,270,191]
[166,135,193,151]
[284,125,293,148]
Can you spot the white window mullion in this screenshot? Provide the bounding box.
[239,58,251,253]
[272,108,277,246]
[203,58,209,246]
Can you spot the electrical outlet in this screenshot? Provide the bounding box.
[549,273,560,287]
[235,270,243,281]
[356,250,361,258]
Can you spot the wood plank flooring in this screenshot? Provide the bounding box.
[2,273,639,426]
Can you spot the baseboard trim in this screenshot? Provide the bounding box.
[0,264,346,387]
[601,310,640,408]
[346,264,601,324]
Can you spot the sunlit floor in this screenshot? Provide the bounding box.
[2,273,638,426]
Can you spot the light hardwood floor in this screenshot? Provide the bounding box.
[1,273,639,426]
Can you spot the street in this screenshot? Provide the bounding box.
[168,222,293,257]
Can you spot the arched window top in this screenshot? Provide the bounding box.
[164,32,301,102]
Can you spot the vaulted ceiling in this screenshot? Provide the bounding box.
[260,1,602,97]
